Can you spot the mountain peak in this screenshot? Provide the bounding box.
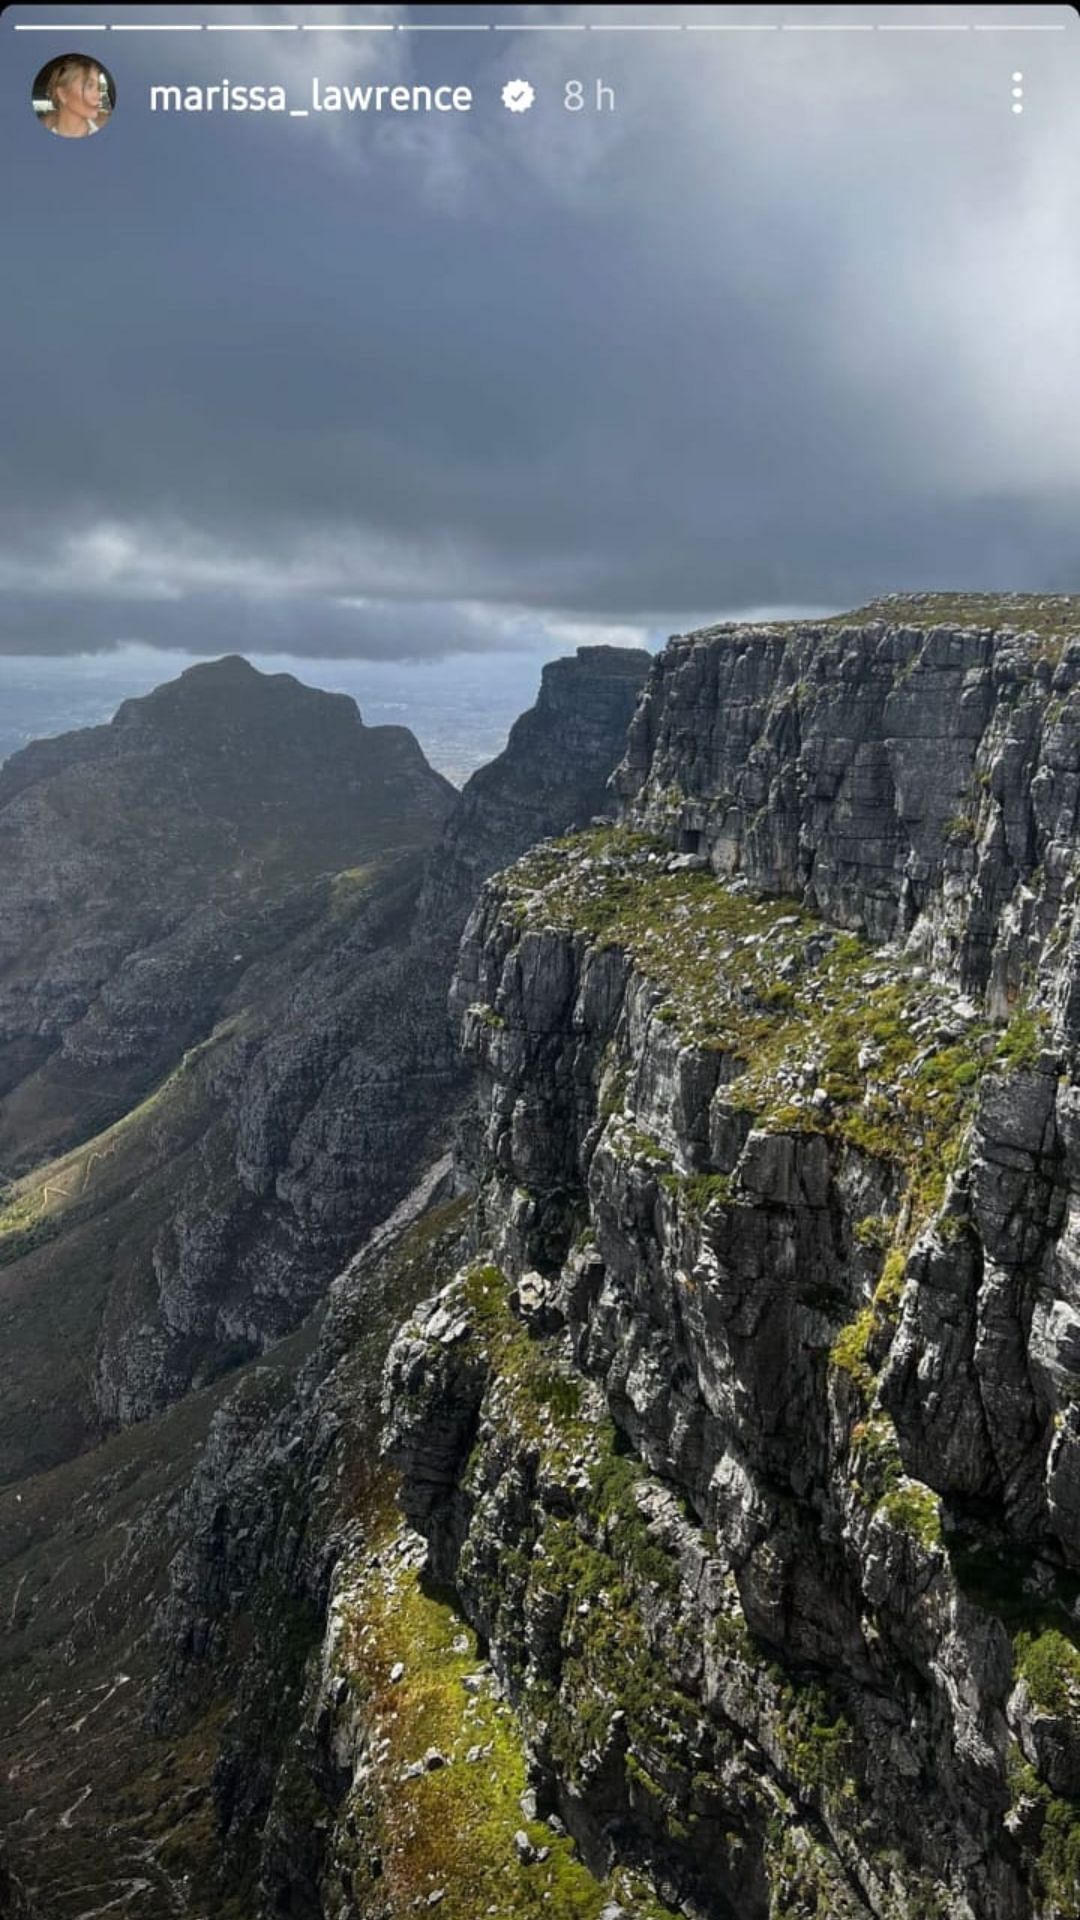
[109,653,365,742]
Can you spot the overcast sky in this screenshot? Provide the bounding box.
[2,2,1077,661]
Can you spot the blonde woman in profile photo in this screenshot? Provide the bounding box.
[36,54,112,138]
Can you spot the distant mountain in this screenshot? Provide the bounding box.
[0,647,648,1487]
[0,654,453,1170]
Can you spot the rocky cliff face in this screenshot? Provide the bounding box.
[417,644,653,933]
[0,1843,33,1920]
[0,646,647,1487]
[383,597,1080,1919]
[23,598,1080,1919]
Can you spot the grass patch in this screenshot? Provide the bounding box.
[829,1308,876,1398]
[996,1006,1050,1072]
[1015,1630,1080,1717]
[659,1170,736,1215]
[493,828,996,1253]
[879,1481,941,1549]
[336,1484,678,1920]
[873,1249,906,1318]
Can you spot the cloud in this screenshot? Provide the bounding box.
[0,566,656,661]
[1,2,1077,657]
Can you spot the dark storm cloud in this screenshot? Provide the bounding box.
[0,586,597,660]
[1,3,1077,658]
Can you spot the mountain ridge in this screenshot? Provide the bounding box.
[16,604,1080,1916]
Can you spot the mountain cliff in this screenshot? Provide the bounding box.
[384,594,1080,1919]
[0,642,649,1916]
[14,597,1080,1918]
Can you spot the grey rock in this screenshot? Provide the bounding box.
[385,609,1080,1920]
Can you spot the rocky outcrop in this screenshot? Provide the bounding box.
[386,600,1080,1918]
[417,644,650,933]
[614,597,1080,1014]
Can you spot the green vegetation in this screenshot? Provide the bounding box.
[1040,1796,1080,1913]
[996,1006,1050,1071]
[333,1254,684,1920]
[1015,1630,1080,1716]
[622,1125,674,1167]
[458,1265,738,1849]
[879,1481,942,1549]
[775,1679,854,1797]
[0,1193,469,1915]
[450,1261,888,1896]
[336,1488,640,1920]
[944,813,976,842]
[1008,1747,1080,1914]
[853,1213,892,1252]
[873,1248,907,1318]
[817,593,1080,647]
[329,860,379,915]
[0,1183,50,1257]
[829,1309,876,1398]
[659,1169,736,1214]
[498,828,997,1253]
[847,1413,940,1546]
[0,1017,241,1266]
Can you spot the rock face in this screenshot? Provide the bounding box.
[417,645,652,932]
[24,597,1080,1918]
[613,599,1080,1013]
[0,645,647,1487]
[137,1172,671,1920]
[383,600,1080,1919]
[0,1844,33,1919]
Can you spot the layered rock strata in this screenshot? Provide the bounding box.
[386,600,1080,1919]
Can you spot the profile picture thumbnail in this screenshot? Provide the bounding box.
[32,53,115,139]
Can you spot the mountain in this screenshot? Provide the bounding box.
[0,642,649,1917]
[0,648,648,1488]
[74,592,1080,1920]
[385,594,1080,1919]
[18,597,1080,1918]
[0,653,453,1171]
[0,657,450,1486]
